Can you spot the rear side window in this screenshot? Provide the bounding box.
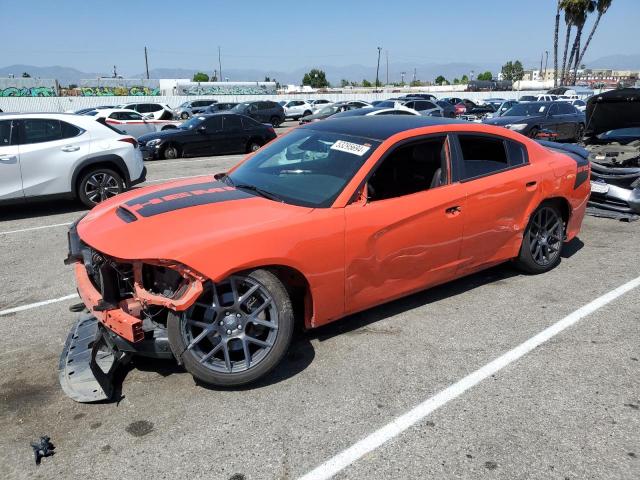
[241,116,260,129]
[60,121,84,139]
[0,120,12,145]
[458,135,508,180]
[22,119,63,144]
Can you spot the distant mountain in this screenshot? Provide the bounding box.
[0,64,108,85]
[586,54,640,70]
[2,62,505,87]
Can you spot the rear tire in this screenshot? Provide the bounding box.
[303,110,312,117]
[575,123,585,141]
[77,168,124,208]
[162,144,180,160]
[167,269,294,387]
[180,112,189,120]
[528,127,539,139]
[247,139,262,153]
[270,116,281,128]
[514,203,565,274]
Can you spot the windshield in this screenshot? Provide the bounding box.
[317,105,340,115]
[519,96,536,101]
[230,103,249,112]
[278,101,286,106]
[502,103,548,117]
[598,127,640,140]
[179,116,205,129]
[376,100,396,108]
[228,129,381,207]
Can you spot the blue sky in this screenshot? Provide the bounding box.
[1,0,638,73]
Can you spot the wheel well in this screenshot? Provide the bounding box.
[248,136,263,146]
[162,142,180,153]
[540,197,571,224]
[265,265,314,330]
[74,161,126,195]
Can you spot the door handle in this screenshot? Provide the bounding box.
[526,180,538,189]
[0,155,17,163]
[61,145,80,152]
[445,206,461,215]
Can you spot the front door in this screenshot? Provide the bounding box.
[0,120,23,201]
[344,135,466,314]
[221,115,249,154]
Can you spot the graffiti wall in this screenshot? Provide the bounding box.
[176,81,276,96]
[0,78,58,97]
[78,78,161,96]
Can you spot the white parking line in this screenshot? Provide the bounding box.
[0,293,78,317]
[298,275,640,480]
[0,222,72,236]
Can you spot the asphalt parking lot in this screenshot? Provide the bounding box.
[1,127,639,479]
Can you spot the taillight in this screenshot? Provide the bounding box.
[119,137,138,148]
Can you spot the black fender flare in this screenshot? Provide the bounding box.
[71,154,131,193]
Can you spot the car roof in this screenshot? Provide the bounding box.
[301,115,467,141]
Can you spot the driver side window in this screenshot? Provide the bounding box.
[367,136,449,202]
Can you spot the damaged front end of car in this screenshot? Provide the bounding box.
[59,219,206,402]
[583,88,640,220]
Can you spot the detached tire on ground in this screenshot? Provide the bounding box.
[77,168,124,208]
[167,269,294,387]
[514,202,565,274]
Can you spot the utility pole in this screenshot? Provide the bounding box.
[112,65,118,78]
[401,71,406,85]
[218,46,222,83]
[544,50,549,80]
[375,46,382,89]
[385,50,389,85]
[412,68,416,84]
[539,52,543,76]
[144,47,150,80]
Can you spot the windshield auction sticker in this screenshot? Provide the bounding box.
[330,140,371,156]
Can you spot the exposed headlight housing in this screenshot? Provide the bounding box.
[506,123,528,131]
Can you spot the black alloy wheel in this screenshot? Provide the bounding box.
[515,204,565,274]
[167,269,294,386]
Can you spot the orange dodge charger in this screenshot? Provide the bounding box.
[61,116,590,401]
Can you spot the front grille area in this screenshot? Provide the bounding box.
[80,244,134,306]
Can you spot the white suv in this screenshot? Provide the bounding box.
[279,100,314,120]
[0,113,146,208]
[119,102,175,120]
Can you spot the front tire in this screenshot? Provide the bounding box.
[514,203,565,274]
[167,269,294,387]
[161,144,180,160]
[77,168,124,208]
[180,112,189,120]
[575,123,585,141]
[528,127,540,139]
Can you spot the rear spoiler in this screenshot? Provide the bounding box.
[536,140,589,167]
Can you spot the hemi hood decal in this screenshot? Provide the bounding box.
[124,181,253,217]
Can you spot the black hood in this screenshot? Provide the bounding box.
[585,88,640,138]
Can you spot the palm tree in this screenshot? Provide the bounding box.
[553,1,562,87]
[570,0,596,84]
[559,1,575,85]
[575,0,613,74]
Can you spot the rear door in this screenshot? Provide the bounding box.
[220,115,248,154]
[18,118,91,197]
[452,133,540,274]
[0,120,23,201]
